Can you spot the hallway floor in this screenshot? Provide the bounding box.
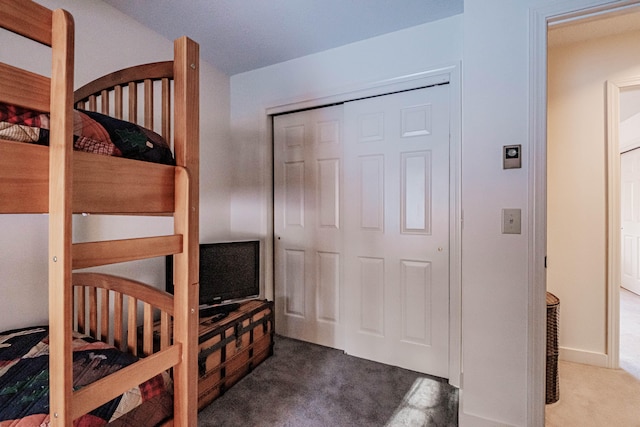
[545,288,640,426]
[619,287,640,379]
[544,360,640,426]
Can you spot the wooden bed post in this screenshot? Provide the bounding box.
[48,8,75,427]
[172,36,200,426]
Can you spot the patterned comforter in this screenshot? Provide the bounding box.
[0,326,173,426]
[0,103,175,165]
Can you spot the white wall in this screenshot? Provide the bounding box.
[548,29,640,364]
[0,0,231,331]
[461,1,530,424]
[462,1,632,425]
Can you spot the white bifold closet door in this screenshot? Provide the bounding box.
[273,105,345,349]
[274,84,450,377]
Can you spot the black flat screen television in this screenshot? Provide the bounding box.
[166,240,260,308]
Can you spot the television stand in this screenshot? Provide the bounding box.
[199,302,240,319]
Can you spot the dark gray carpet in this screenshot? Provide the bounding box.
[198,335,458,427]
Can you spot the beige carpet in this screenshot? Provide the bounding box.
[545,288,640,426]
[620,288,640,379]
[545,361,640,426]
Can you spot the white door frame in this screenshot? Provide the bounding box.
[266,63,462,386]
[530,1,640,424]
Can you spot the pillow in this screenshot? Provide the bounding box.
[0,103,175,165]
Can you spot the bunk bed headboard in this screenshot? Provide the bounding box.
[72,38,200,177]
[74,61,174,142]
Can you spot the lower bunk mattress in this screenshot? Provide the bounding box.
[0,326,172,426]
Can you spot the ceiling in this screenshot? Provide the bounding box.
[548,5,640,47]
[102,0,463,76]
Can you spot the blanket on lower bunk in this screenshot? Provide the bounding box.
[0,103,175,165]
[0,326,173,427]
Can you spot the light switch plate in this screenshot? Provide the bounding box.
[502,208,521,234]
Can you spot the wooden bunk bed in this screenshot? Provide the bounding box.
[0,1,199,426]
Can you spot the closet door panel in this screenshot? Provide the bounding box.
[343,84,451,377]
[274,105,344,349]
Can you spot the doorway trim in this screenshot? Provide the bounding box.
[531,0,640,423]
[266,63,462,387]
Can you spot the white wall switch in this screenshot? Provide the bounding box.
[502,208,521,234]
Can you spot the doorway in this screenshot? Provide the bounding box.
[617,82,640,378]
[527,1,640,423]
[546,1,640,375]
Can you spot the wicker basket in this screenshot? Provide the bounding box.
[546,292,560,404]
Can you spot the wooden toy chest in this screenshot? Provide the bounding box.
[197,299,274,409]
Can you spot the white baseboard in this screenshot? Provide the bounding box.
[459,411,514,427]
[558,346,608,367]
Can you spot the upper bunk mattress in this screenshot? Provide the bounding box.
[0,103,175,165]
[0,326,173,427]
